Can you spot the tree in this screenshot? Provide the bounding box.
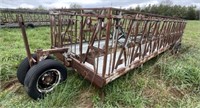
[186,6,196,20]
[69,3,82,9]
[135,5,141,12]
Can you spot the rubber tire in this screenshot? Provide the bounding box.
[17,54,53,85]
[171,43,181,54]
[17,54,37,85]
[24,59,67,100]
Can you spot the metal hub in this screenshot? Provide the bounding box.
[36,69,61,93]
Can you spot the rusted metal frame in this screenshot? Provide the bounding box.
[143,21,152,58]
[50,15,54,48]
[62,15,74,46]
[158,21,168,49]
[110,18,121,73]
[157,21,166,50]
[146,21,155,55]
[161,21,169,48]
[170,22,177,44]
[152,21,161,52]
[69,15,74,47]
[167,21,174,46]
[0,8,49,14]
[105,43,171,84]
[169,22,177,45]
[172,21,180,43]
[121,18,127,30]
[136,20,149,60]
[114,19,135,70]
[107,24,115,75]
[79,13,84,62]
[102,8,112,78]
[167,21,176,46]
[175,22,182,42]
[180,22,186,36]
[29,14,33,21]
[54,15,59,47]
[58,14,62,47]
[6,13,10,23]
[83,16,103,63]
[95,18,103,74]
[122,9,181,20]
[55,8,110,12]
[82,23,98,63]
[74,14,78,54]
[82,15,89,41]
[88,17,92,41]
[71,57,105,87]
[36,47,68,62]
[148,21,159,54]
[130,42,136,64]
[2,14,5,23]
[163,21,172,47]
[130,21,142,63]
[175,22,181,42]
[33,14,36,23]
[133,21,140,43]
[8,13,15,23]
[17,15,36,66]
[165,21,173,46]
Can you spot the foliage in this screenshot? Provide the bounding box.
[128,4,200,20]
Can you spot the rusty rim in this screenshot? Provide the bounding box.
[36,69,61,93]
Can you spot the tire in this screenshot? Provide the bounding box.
[171,43,181,54]
[17,54,53,85]
[24,59,67,100]
[27,23,35,28]
[17,54,37,85]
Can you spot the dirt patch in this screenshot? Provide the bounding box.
[0,78,21,93]
[151,65,163,79]
[76,89,94,108]
[168,87,185,99]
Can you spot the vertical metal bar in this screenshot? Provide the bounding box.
[17,15,35,66]
[58,14,62,47]
[50,14,54,48]
[96,18,103,74]
[75,13,78,54]
[114,19,134,69]
[79,15,84,62]
[102,8,112,78]
[111,18,120,73]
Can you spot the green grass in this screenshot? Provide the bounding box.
[0,21,200,107]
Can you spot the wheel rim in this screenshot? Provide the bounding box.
[36,69,61,93]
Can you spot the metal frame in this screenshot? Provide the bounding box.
[18,8,186,87]
[0,8,49,27]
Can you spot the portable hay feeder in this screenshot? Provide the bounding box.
[16,8,186,99]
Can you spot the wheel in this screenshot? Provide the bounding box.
[27,23,35,28]
[24,59,67,100]
[171,42,181,54]
[17,54,53,85]
[17,54,37,85]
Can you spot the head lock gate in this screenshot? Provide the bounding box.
[18,8,186,88]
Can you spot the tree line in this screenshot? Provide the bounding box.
[128,4,200,20]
